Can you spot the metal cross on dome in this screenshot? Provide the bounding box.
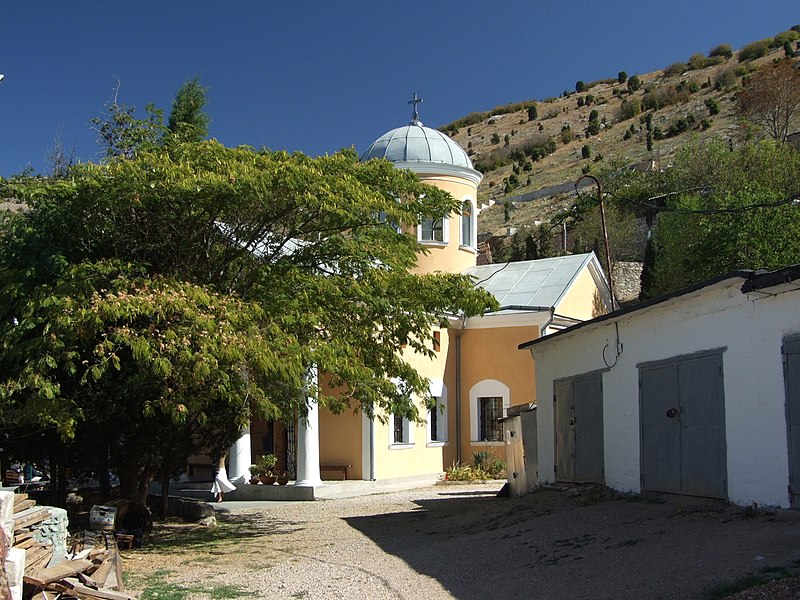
[408,92,423,122]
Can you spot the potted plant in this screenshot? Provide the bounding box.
[248,464,261,485]
[276,471,289,485]
[255,454,277,485]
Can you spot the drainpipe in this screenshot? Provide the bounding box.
[369,416,376,481]
[455,314,468,464]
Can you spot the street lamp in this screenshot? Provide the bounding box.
[576,174,617,311]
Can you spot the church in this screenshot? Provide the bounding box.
[205,97,612,490]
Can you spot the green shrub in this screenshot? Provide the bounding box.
[705,98,720,116]
[577,96,585,107]
[738,39,770,62]
[527,104,538,121]
[664,61,688,76]
[714,67,739,90]
[559,125,575,144]
[581,144,591,159]
[575,80,586,92]
[618,97,642,121]
[618,71,628,83]
[491,132,500,144]
[588,109,599,123]
[687,53,707,70]
[627,75,641,92]
[709,43,733,59]
[773,30,800,48]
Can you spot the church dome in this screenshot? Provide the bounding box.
[360,121,475,169]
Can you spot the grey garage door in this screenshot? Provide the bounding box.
[639,351,727,499]
[784,337,800,508]
[554,373,604,484]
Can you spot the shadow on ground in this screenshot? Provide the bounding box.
[343,484,800,600]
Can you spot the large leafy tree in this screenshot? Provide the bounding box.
[0,142,496,503]
[641,140,800,297]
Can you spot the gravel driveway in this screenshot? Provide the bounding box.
[124,482,800,599]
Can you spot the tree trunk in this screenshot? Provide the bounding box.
[160,474,170,521]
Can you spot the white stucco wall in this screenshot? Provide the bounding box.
[529,277,800,507]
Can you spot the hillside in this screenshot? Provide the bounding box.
[444,29,800,238]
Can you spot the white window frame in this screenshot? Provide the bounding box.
[469,379,510,445]
[389,413,414,449]
[460,199,476,249]
[418,216,449,244]
[426,380,448,446]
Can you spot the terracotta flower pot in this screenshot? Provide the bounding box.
[277,473,289,485]
[260,474,277,485]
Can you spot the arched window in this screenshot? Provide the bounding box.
[420,217,446,243]
[461,200,474,248]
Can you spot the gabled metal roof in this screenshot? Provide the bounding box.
[465,253,598,311]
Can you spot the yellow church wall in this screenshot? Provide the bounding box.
[443,324,540,467]
[555,267,608,320]
[413,174,478,275]
[318,405,363,480]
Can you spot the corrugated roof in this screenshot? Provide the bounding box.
[465,253,593,310]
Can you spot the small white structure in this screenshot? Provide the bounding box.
[520,265,800,508]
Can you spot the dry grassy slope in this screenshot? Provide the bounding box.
[452,45,790,237]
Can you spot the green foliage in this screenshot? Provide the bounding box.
[575,80,586,93]
[253,453,277,476]
[646,140,800,296]
[91,99,166,159]
[618,97,642,121]
[618,71,628,84]
[491,132,501,144]
[709,43,733,59]
[0,141,498,500]
[559,125,575,144]
[738,39,770,62]
[527,104,538,121]
[705,98,720,116]
[474,135,556,172]
[167,77,210,142]
[581,145,591,159]
[444,453,505,481]
[627,75,641,92]
[663,62,688,76]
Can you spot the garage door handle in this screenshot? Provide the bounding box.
[665,408,680,419]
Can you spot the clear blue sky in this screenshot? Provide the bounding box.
[1,2,797,177]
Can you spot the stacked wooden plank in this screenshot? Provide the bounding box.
[11,493,55,574]
[2,492,135,600]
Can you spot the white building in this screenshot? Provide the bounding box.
[520,264,800,508]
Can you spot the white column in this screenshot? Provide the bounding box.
[228,424,252,482]
[295,366,323,487]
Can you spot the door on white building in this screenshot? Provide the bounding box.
[639,351,727,499]
[554,373,604,484]
[783,337,800,508]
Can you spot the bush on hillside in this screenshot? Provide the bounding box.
[627,75,642,92]
[738,39,770,62]
[709,43,733,59]
[618,71,628,83]
[664,62,688,76]
[618,97,642,121]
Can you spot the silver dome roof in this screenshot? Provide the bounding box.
[360,120,474,169]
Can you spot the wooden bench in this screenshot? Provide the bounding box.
[320,465,351,480]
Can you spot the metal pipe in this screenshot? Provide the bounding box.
[576,174,617,311]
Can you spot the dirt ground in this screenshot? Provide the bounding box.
[122,482,800,599]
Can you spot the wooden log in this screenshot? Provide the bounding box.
[12,493,28,505]
[13,507,50,529]
[23,558,93,586]
[25,543,52,568]
[12,498,36,513]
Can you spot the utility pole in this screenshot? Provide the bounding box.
[576,174,616,311]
